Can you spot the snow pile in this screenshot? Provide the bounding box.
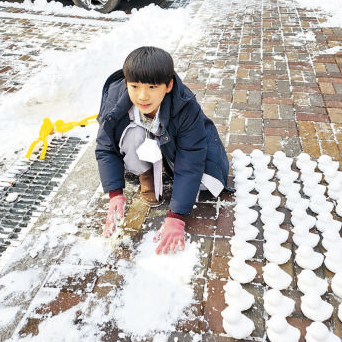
[294,0,342,28]
[0,3,191,172]
[112,231,200,337]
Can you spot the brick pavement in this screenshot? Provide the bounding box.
[0,0,342,341]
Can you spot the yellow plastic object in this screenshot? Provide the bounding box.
[54,114,98,133]
[25,118,54,160]
[26,114,98,160]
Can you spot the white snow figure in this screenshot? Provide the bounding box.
[260,207,285,225]
[266,315,300,342]
[230,236,256,260]
[221,306,255,339]
[263,289,295,317]
[263,241,291,265]
[301,292,333,321]
[262,263,292,290]
[292,226,319,248]
[228,257,256,284]
[306,321,341,342]
[309,194,333,214]
[324,248,342,274]
[223,280,254,311]
[297,269,328,296]
[263,224,289,244]
[233,203,258,223]
[235,189,258,207]
[316,212,341,232]
[322,229,342,251]
[290,207,316,228]
[233,220,259,241]
[295,245,324,270]
[332,272,342,298]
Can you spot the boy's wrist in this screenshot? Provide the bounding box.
[168,210,185,221]
[109,188,123,199]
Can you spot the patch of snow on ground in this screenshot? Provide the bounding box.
[112,231,200,337]
[294,0,342,28]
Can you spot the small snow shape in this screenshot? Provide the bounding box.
[276,165,298,183]
[266,315,300,342]
[260,207,285,225]
[235,189,258,207]
[316,212,340,232]
[324,167,339,184]
[228,257,257,284]
[306,322,341,342]
[264,241,291,265]
[221,306,255,339]
[263,224,289,244]
[258,191,280,208]
[290,208,316,229]
[303,178,326,197]
[233,203,258,223]
[295,245,324,270]
[292,226,319,248]
[233,221,259,241]
[309,194,333,214]
[324,248,342,273]
[231,149,251,166]
[251,149,270,168]
[286,192,309,211]
[317,154,333,173]
[223,280,254,311]
[328,181,342,201]
[301,171,322,185]
[278,178,300,196]
[254,168,275,181]
[322,229,342,251]
[331,272,342,298]
[262,263,292,290]
[301,292,333,321]
[255,179,276,194]
[273,151,293,170]
[230,236,256,260]
[264,289,295,317]
[297,269,328,295]
[296,153,317,172]
[233,166,253,181]
[5,192,18,202]
[234,178,255,191]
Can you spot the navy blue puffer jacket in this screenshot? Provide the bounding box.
[95,70,229,215]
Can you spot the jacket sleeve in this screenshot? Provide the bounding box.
[95,123,125,193]
[169,102,207,215]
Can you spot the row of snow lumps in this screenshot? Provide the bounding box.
[215,149,342,341]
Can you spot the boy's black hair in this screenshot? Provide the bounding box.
[123,46,174,86]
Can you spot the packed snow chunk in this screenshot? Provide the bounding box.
[111,231,199,337]
[301,292,333,321]
[297,269,328,295]
[5,192,18,203]
[228,257,257,283]
[295,245,324,270]
[264,289,295,317]
[221,307,254,339]
[229,236,256,260]
[266,315,300,342]
[263,241,291,265]
[306,321,341,342]
[223,280,254,311]
[262,263,292,290]
[324,248,342,273]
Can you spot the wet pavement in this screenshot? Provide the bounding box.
[1,0,342,340]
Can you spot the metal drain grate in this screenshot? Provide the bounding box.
[0,136,88,258]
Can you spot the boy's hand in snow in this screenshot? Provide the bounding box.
[103,195,126,238]
[153,217,185,254]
